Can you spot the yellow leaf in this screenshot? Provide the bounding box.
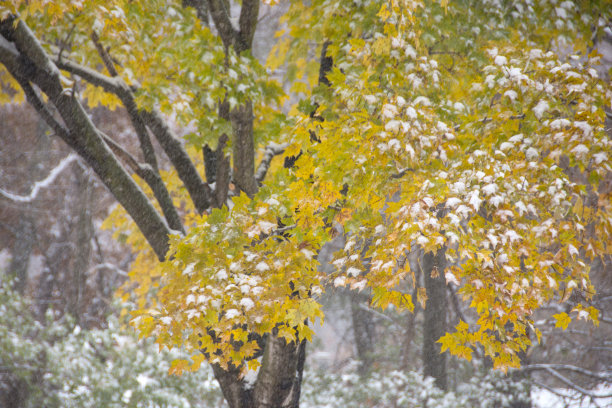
[553,312,571,330]
[437,332,454,353]
[189,353,205,372]
[417,287,427,309]
[168,359,189,376]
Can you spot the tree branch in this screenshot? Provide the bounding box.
[237,0,259,53]
[90,31,119,76]
[255,142,288,185]
[531,366,612,398]
[99,131,184,234]
[521,364,612,382]
[207,0,237,50]
[0,17,172,259]
[140,109,212,213]
[56,57,212,214]
[89,32,159,173]
[56,58,124,94]
[0,154,79,203]
[182,0,209,26]
[230,100,257,196]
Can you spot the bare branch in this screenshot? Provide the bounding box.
[57,57,211,213]
[529,366,612,398]
[357,303,403,329]
[522,364,612,382]
[255,142,288,185]
[56,58,123,94]
[11,73,72,143]
[90,31,119,77]
[0,154,79,203]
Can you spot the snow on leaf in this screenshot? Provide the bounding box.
[239,298,255,311]
[347,267,361,277]
[446,197,461,209]
[381,103,398,119]
[445,271,460,285]
[482,183,497,196]
[216,269,228,280]
[333,276,346,287]
[468,191,482,210]
[494,55,508,66]
[515,201,528,216]
[416,235,429,246]
[571,144,588,156]
[225,309,241,320]
[182,262,195,276]
[525,147,539,161]
[532,100,548,119]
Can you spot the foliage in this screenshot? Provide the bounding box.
[0,280,225,408]
[1,0,610,377]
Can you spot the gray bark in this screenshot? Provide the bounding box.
[8,215,35,294]
[350,291,376,376]
[422,248,448,391]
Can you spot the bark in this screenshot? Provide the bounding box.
[204,134,231,209]
[230,101,257,196]
[67,166,94,323]
[141,109,212,213]
[182,0,210,25]
[211,364,254,408]
[350,291,376,376]
[253,334,305,408]
[422,248,448,391]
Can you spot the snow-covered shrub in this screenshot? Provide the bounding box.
[300,367,530,408]
[0,280,224,407]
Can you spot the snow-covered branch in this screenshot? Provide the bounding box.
[525,364,612,399]
[255,142,288,185]
[0,154,78,203]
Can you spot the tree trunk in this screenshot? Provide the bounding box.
[67,165,94,324]
[350,291,376,376]
[211,335,306,408]
[422,248,448,390]
[8,215,35,294]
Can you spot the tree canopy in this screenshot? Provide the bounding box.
[1,0,610,406]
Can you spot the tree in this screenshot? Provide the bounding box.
[1,1,610,407]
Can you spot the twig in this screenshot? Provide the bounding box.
[521,364,612,382]
[0,154,78,203]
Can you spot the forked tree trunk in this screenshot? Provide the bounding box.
[0,3,308,407]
